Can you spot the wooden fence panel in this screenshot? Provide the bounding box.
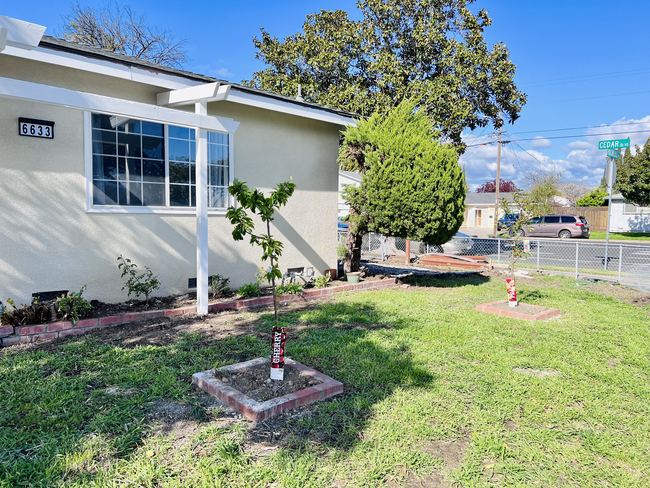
[551,206,609,231]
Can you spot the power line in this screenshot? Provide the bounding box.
[465,128,650,147]
[510,120,650,136]
[527,89,650,106]
[518,68,650,88]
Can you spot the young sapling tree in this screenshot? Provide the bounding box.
[226,179,296,328]
[500,192,550,305]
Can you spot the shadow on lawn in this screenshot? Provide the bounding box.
[248,302,437,452]
[401,272,490,288]
[0,301,433,484]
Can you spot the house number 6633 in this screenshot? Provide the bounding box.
[18,118,55,139]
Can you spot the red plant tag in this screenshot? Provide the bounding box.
[506,279,518,306]
[270,326,286,380]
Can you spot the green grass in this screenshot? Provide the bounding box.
[2,275,650,487]
[590,231,650,241]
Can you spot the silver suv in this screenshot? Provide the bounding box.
[518,215,590,239]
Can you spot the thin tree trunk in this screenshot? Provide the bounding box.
[343,206,363,273]
[267,220,279,326]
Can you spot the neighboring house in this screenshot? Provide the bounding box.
[463,193,516,229]
[607,194,650,232]
[338,170,362,218]
[0,16,357,312]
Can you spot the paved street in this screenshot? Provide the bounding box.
[468,238,650,290]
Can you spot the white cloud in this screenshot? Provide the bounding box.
[211,67,234,78]
[461,115,650,190]
[567,140,591,149]
[531,136,552,148]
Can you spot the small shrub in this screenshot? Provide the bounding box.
[314,273,331,288]
[209,275,232,298]
[276,283,303,296]
[1,298,55,326]
[117,255,161,305]
[57,285,92,324]
[337,239,348,260]
[238,283,261,298]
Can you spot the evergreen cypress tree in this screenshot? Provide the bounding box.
[339,100,467,271]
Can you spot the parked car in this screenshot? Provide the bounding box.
[515,215,590,239]
[421,233,474,254]
[497,213,519,231]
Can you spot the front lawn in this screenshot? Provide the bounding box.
[589,231,650,241]
[1,274,650,487]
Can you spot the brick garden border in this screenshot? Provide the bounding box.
[192,357,343,422]
[477,300,560,321]
[1,278,398,347]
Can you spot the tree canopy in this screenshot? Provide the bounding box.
[475,179,519,193]
[575,188,608,207]
[247,0,526,146]
[62,3,189,68]
[522,170,561,208]
[339,100,466,270]
[618,139,650,207]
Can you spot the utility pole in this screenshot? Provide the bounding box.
[493,111,503,237]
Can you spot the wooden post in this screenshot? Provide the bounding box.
[405,239,411,265]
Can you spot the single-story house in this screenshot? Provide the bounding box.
[0,15,357,313]
[463,192,515,229]
[607,194,650,232]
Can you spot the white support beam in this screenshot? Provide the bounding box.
[195,100,209,316]
[0,76,239,133]
[0,16,46,51]
[157,82,220,106]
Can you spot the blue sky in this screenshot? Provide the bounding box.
[4,0,650,190]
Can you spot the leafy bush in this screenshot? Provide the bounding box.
[117,255,161,305]
[238,283,261,298]
[1,298,55,326]
[576,188,608,207]
[57,285,92,324]
[276,283,304,295]
[209,275,232,298]
[314,273,331,288]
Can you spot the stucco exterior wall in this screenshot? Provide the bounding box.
[0,62,339,304]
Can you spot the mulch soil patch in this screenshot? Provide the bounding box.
[214,363,322,402]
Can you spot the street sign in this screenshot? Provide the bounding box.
[607,148,621,159]
[598,138,630,150]
[605,159,617,189]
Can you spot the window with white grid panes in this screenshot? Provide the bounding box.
[90,113,230,209]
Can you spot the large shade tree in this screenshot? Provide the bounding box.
[339,100,466,272]
[246,0,526,146]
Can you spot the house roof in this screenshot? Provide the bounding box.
[465,192,515,206]
[339,170,362,182]
[38,36,360,121]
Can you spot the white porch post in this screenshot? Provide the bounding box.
[195,100,209,315]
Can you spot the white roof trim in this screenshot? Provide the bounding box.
[157,82,220,106]
[0,16,46,51]
[1,44,200,90]
[227,88,357,126]
[0,76,240,133]
[1,36,357,126]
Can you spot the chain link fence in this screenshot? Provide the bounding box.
[353,231,650,291]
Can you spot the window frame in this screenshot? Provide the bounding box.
[84,111,234,215]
